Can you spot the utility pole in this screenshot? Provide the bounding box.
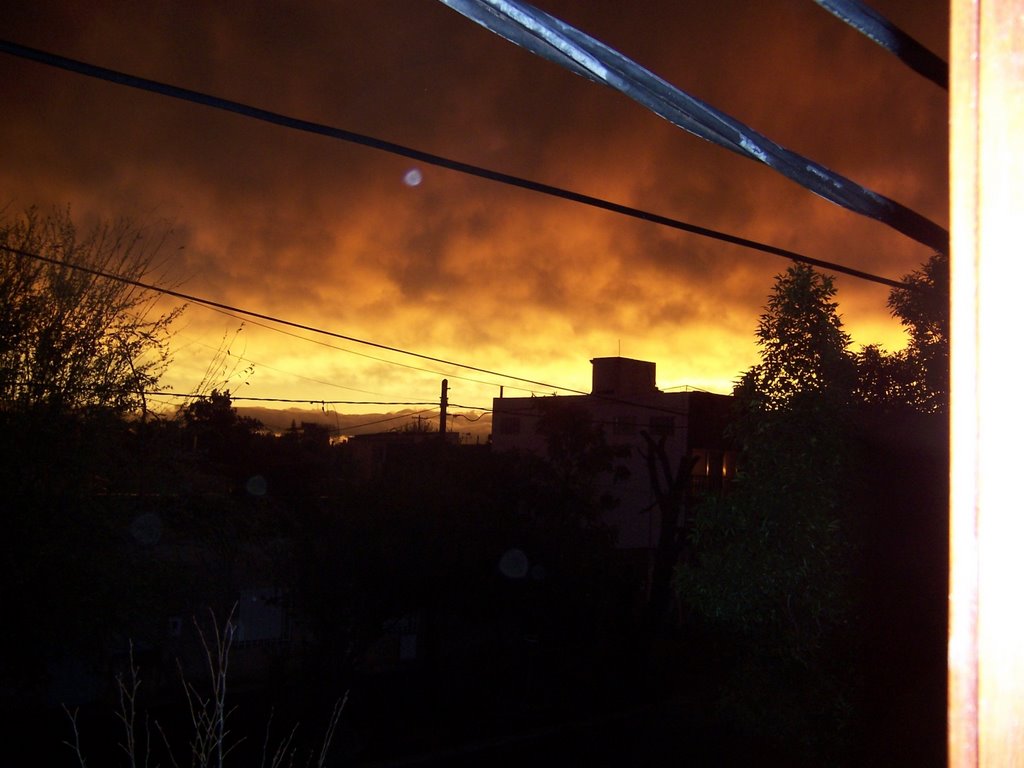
[439,379,448,436]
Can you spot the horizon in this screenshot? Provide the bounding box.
[2,1,946,418]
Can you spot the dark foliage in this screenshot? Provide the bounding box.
[677,261,948,764]
[1,391,640,763]
[857,252,949,413]
[0,207,182,415]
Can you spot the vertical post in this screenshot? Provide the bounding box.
[440,379,449,436]
[950,0,1024,764]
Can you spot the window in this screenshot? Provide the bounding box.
[689,449,736,494]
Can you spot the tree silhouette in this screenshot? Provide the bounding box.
[535,399,621,497]
[738,263,856,411]
[0,207,182,416]
[0,207,188,701]
[678,263,861,762]
[639,430,697,628]
[854,253,949,413]
[887,252,949,413]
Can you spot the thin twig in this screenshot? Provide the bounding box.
[61,704,88,768]
[314,694,347,768]
[115,640,141,768]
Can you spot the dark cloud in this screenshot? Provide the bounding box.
[1,0,948,406]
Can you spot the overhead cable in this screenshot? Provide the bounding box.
[148,392,441,406]
[1,39,919,290]
[347,408,439,430]
[202,304,541,395]
[437,0,949,254]
[813,0,948,89]
[449,408,489,421]
[3,244,725,417]
[177,331,386,397]
[1,243,589,396]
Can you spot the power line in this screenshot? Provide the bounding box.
[199,304,542,395]
[438,0,949,253]
[148,392,441,406]
[0,38,922,290]
[346,408,439,430]
[660,383,714,393]
[3,243,726,420]
[175,329,388,397]
[148,391,468,433]
[450,409,489,422]
[813,0,948,89]
[1,243,589,395]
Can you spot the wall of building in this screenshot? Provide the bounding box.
[491,378,733,550]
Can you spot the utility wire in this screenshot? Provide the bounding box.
[148,391,466,432]
[450,409,489,422]
[437,0,948,254]
[175,330,385,397]
[1,243,589,395]
[3,243,726,418]
[148,392,440,406]
[0,39,921,290]
[200,303,541,395]
[813,0,948,89]
[348,408,438,430]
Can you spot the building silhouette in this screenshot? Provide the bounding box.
[491,357,735,550]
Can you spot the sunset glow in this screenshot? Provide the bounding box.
[1,1,948,418]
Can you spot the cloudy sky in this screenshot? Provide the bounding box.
[1,1,948,418]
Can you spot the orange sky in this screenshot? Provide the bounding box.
[1,1,948,419]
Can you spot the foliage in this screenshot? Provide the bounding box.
[677,263,862,762]
[535,398,624,500]
[284,439,621,728]
[740,263,856,412]
[0,206,183,416]
[854,343,917,407]
[885,252,949,413]
[181,390,266,446]
[0,389,270,706]
[179,389,274,492]
[392,416,436,433]
[0,408,181,701]
[677,256,950,760]
[853,253,949,413]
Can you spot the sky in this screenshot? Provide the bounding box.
[1,0,949,421]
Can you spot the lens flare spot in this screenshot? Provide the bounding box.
[246,475,268,496]
[130,512,163,545]
[403,168,423,187]
[499,548,529,579]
